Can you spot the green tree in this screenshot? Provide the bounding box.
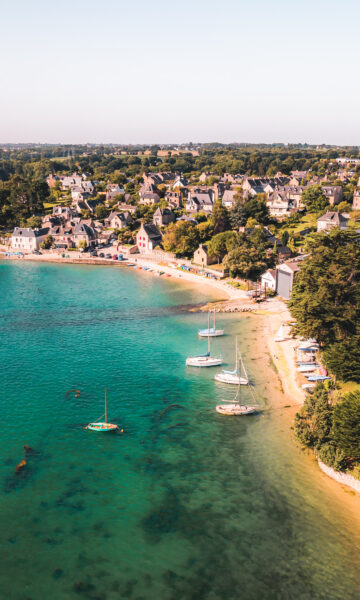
[223,243,268,280]
[40,235,53,249]
[294,385,333,450]
[210,201,230,234]
[195,220,214,243]
[281,230,289,247]
[162,221,199,258]
[301,185,328,213]
[26,215,42,228]
[323,338,360,383]
[208,231,237,262]
[95,204,109,220]
[289,229,360,346]
[332,391,360,462]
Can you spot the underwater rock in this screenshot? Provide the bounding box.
[52,568,64,579]
[15,458,26,474]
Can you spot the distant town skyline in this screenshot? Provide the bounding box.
[1,0,359,145]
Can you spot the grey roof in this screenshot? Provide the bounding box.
[142,223,162,240]
[12,227,49,238]
[318,211,348,224]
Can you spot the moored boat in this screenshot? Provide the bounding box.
[216,351,258,415]
[186,314,223,367]
[214,337,248,384]
[85,388,118,432]
[199,310,224,337]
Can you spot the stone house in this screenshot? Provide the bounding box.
[193,243,216,266]
[321,186,343,206]
[222,189,237,208]
[72,222,97,247]
[266,192,293,217]
[139,183,160,205]
[153,207,175,227]
[136,223,162,254]
[165,191,182,209]
[105,211,133,230]
[352,189,360,210]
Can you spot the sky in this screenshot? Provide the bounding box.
[1,0,359,145]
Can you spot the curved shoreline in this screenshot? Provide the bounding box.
[318,460,360,493]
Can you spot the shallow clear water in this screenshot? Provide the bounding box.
[0,261,359,600]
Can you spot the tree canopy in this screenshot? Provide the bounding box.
[289,229,360,347]
[301,185,328,213]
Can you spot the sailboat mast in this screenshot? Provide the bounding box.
[208,312,210,354]
[105,388,107,423]
[214,309,216,330]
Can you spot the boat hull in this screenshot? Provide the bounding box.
[216,404,257,416]
[85,422,118,432]
[214,373,248,385]
[198,329,224,337]
[186,357,223,367]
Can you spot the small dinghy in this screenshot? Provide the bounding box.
[85,388,118,432]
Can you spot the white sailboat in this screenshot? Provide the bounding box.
[274,323,287,342]
[198,310,224,337]
[216,355,258,415]
[186,314,223,367]
[214,337,248,385]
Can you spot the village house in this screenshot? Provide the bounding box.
[72,222,97,247]
[186,188,215,213]
[106,183,125,202]
[11,227,49,251]
[222,189,238,208]
[321,185,343,206]
[105,211,133,230]
[49,222,77,249]
[136,223,162,254]
[139,183,160,205]
[260,269,277,291]
[289,171,308,186]
[153,207,175,227]
[185,197,202,213]
[266,191,293,217]
[117,202,137,214]
[193,243,216,266]
[172,175,189,190]
[165,191,182,209]
[352,189,360,210]
[199,172,212,183]
[71,187,91,203]
[317,211,349,232]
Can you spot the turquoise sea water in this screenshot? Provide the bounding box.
[0,261,360,600]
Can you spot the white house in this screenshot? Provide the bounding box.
[260,269,277,291]
[11,228,49,251]
[317,212,349,232]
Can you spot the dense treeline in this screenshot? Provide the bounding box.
[295,385,360,476]
[1,144,360,183]
[289,229,360,383]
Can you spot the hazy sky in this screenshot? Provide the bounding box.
[1,0,359,144]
